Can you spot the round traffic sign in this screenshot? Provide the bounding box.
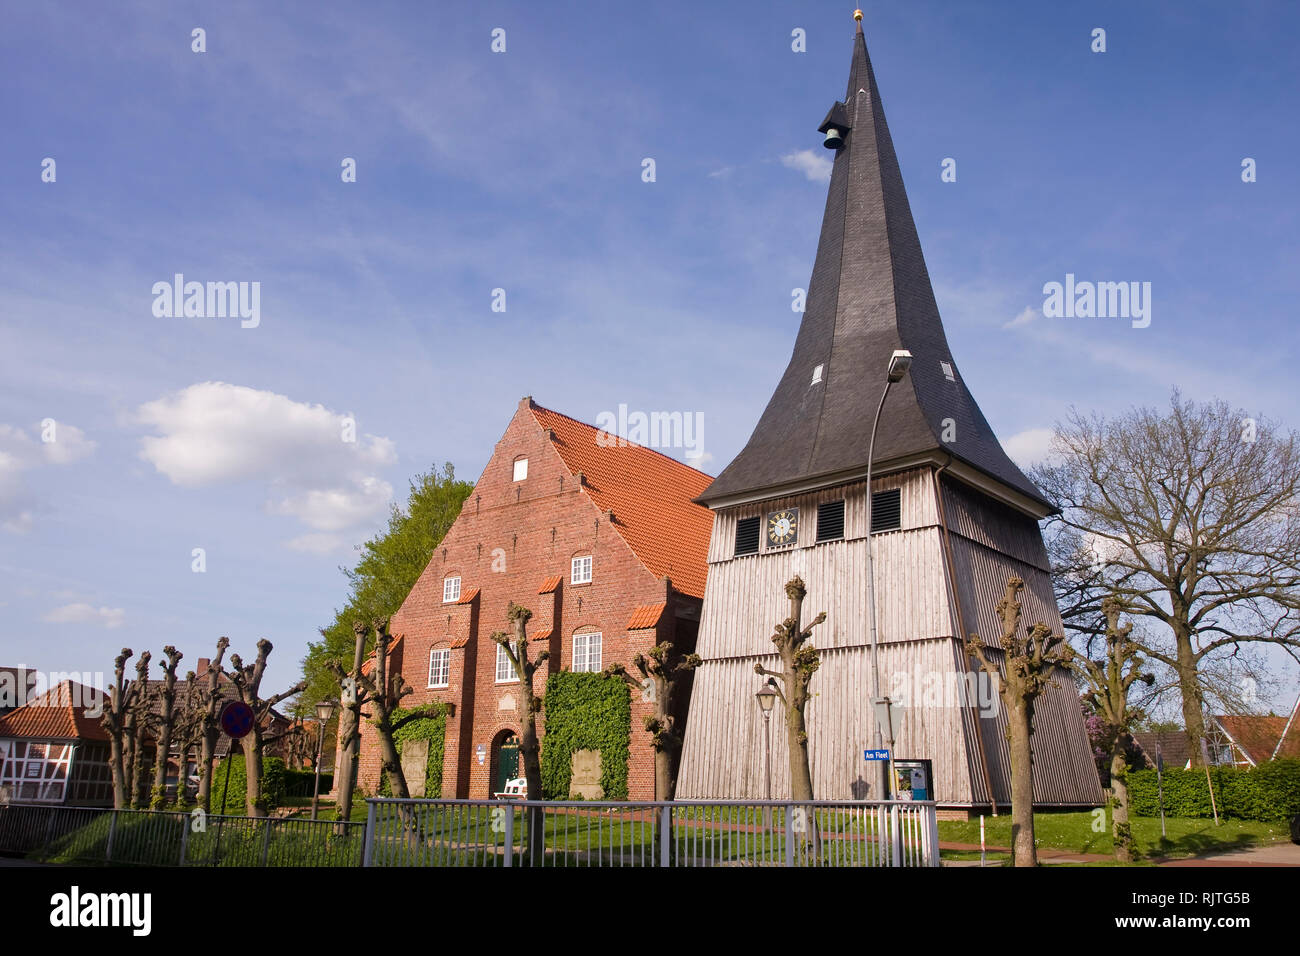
[219,700,256,739]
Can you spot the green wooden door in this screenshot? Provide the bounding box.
[496,736,520,793]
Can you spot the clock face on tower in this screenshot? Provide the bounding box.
[766,508,799,547]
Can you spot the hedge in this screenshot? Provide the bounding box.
[282,768,334,798]
[378,703,447,798]
[212,754,287,815]
[1128,758,1300,822]
[541,672,630,800]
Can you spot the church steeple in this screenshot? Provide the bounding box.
[701,15,1051,516]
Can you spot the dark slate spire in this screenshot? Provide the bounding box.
[701,17,1052,515]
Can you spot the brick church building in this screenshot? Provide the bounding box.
[354,397,712,800]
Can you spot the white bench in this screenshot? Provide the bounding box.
[493,777,527,800]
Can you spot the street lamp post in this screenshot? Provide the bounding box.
[756,679,778,830]
[311,699,337,821]
[866,349,912,801]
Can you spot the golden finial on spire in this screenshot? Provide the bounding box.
[854,9,863,21]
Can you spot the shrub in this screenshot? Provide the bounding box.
[1129,758,1300,822]
[377,704,447,798]
[212,754,287,814]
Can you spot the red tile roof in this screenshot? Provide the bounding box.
[0,681,109,742]
[530,403,713,599]
[538,575,562,594]
[529,627,554,643]
[627,603,666,631]
[1215,714,1300,764]
[450,637,470,649]
[456,587,480,605]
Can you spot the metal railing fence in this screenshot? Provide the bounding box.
[363,798,940,868]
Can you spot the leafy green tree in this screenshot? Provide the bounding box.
[298,463,473,713]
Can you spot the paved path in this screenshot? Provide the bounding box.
[1155,841,1300,867]
[941,838,1300,866]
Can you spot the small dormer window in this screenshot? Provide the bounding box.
[513,458,528,481]
[940,361,955,382]
[811,364,824,385]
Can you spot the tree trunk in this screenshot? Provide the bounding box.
[332,626,366,827]
[1110,742,1133,863]
[1008,700,1038,867]
[786,701,814,802]
[1175,628,1206,767]
[109,734,128,810]
[244,737,265,817]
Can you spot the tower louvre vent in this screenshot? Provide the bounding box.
[734,516,761,555]
[871,489,901,533]
[816,500,845,541]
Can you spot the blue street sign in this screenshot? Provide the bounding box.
[864,749,890,761]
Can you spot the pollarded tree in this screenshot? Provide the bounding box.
[966,576,1075,867]
[224,639,306,817]
[754,576,826,802]
[1034,392,1300,765]
[101,648,144,809]
[196,637,231,814]
[150,646,183,808]
[125,651,153,808]
[1070,598,1155,863]
[325,619,440,802]
[491,603,549,862]
[605,641,700,800]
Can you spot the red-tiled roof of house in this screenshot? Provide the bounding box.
[456,588,480,605]
[0,680,109,742]
[529,627,554,643]
[1215,714,1300,764]
[530,403,713,599]
[538,575,562,594]
[627,603,666,631]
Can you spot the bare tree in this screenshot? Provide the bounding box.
[101,648,143,809]
[1034,393,1300,765]
[224,639,306,817]
[491,603,549,862]
[605,641,700,800]
[328,621,369,826]
[196,637,231,814]
[172,670,205,808]
[753,576,826,802]
[966,576,1074,867]
[124,651,153,809]
[1069,598,1154,862]
[324,619,439,802]
[150,646,183,808]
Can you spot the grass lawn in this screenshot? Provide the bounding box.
[937,811,1292,861]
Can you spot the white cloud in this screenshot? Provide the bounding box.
[0,421,96,533]
[271,477,393,532]
[43,603,125,629]
[1004,427,1058,469]
[780,150,833,184]
[136,382,397,534]
[284,533,348,555]
[1003,305,1039,329]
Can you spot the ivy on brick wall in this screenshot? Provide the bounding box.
[1128,758,1300,822]
[377,703,447,798]
[541,672,631,800]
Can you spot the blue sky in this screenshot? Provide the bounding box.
[2,1,1297,705]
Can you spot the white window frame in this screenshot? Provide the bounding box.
[427,647,450,689]
[443,576,461,603]
[572,632,603,673]
[571,555,593,585]
[495,642,518,684]
[513,457,528,481]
